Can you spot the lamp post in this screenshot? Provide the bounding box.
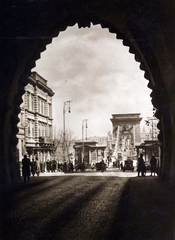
[63,100,71,162]
[82,119,88,164]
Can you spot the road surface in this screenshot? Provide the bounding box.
[39,168,143,177]
[1,171,175,240]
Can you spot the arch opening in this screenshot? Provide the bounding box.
[15,24,160,176]
[1,1,173,184]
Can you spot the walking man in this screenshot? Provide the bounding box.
[150,154,157,176]
[137,153,146,177]
[22,154,31,183]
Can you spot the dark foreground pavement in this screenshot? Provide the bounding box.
[1,175,175,240]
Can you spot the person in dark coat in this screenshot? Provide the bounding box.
[101,159,105,172]
[31,159,37,176]
[150,154,157,176]
[46,159,51,172]
[63,161,67,173]
[137,153,146,177]
[22,154,31,183]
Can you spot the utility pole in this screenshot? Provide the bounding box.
[82,119,88,164]
[63,100,71,162]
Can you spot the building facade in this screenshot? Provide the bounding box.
[73,139,107,166]
[110,113,142,162]
[17,72,54,170]
[136,117,161,168]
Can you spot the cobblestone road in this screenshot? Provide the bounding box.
[1,175,175,240]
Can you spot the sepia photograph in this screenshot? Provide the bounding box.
[0,1,175,239]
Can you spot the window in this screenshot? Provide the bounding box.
[32,121,35,137]
[42,125,44,136]
[28,121,31,137]
[41,100,43,114]
[45,125,47,137]
[38,97,40,113]
[27,93,30,109]
[39,124,41,136]
[31,95,34,111]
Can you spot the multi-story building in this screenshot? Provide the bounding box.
[17,72,54,170]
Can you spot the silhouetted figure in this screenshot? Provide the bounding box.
[137,154,145,177]
[46,160,51,172]
[31,159,37,176]
[120,162,123,171]
[51,160,56,172]
[22,154,31,183]
[101,159,105,172]
[63,162,67,173]
[69,162,74,172]
[150,154,157,176]
[81,163,85,172]
[59,163,63,172]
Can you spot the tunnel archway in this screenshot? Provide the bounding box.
[0,1,175,184]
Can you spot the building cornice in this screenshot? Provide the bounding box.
[28,72,54,96]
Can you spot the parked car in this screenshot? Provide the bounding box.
[123,159,134,172]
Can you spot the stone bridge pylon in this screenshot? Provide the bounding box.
[111,113,142,162]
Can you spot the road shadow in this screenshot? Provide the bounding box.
[1,176,175,240]
[103,177,175,240]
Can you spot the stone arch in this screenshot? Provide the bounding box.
[1,1,175,184]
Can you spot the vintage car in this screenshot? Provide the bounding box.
[96,162,106,171]
[123,159,134,172]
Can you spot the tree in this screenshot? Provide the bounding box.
[53,127,77,163]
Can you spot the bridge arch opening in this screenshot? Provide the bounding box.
[16,23,159,175]
[1,1,172,184]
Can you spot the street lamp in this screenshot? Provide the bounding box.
[63,100,71,162]
[82,119,88,164]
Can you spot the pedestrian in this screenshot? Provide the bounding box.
[120,162,123,171]
[101,159,105,172]
[35,158,41,176]
[60,163,63,172]
[63,161,67,173]
[22,154,31,183]
[150,154,157,176]
[31,158,37,176]
[46,159,51,172]
[51,160,56,172]
[70,162,74,172]
[137,153,146,177]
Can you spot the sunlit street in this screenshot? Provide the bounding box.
[38,168,154,178]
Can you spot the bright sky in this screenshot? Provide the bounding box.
[33,24,153,139]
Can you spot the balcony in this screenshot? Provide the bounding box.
[39,137,53,143]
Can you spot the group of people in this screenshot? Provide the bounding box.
[21,153,157,182]
[137,153,157,177]
[21,154,76,182]
[63,161,74,173]
[21,155,43,183]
